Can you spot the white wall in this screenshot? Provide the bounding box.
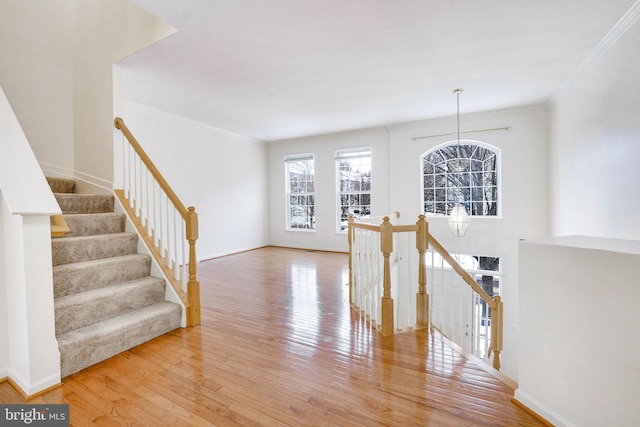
[267,106,551,381]
[268,128,390,252]
[0,194,7,379]
[72,0,176,189]
[0,0,174,189]
[516,236,640,427]
[550,12,640,240]
[122,103,269,260]
[0,85,62,394]
[0,0,74,172]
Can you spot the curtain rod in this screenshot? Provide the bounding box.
[411,126,511,141]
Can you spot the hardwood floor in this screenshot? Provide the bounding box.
[1,246,545,426]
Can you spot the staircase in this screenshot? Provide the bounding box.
[48,177,182,377]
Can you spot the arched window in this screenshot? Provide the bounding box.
[421,141,500,216]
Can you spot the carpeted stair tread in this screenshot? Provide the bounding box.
[55,276,167,335]
[47,177,182,377]
[57,302,182,377]
[60,212,126,237]
[52,232,138,266]
[55,193,114,214]
[47,177,76,194]
[53,254,152,298]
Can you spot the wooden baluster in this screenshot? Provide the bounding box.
[416,214,429,328]
[186,206,200,326]
[380,216,394,335]
[490,295,503,370]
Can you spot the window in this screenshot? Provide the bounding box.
[336,148,371,231]
[285,154,315,230]
[421,142,499,216]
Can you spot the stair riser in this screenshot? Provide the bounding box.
[58,303,181,378]
[61,213,126,237]
[53,255,151,298]
[55,194,114,214]
[47,177,75,194]
[52,233,138,266]
[55,278,166,335]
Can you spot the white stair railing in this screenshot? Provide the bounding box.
[348,214,429,336]
[425,248,501,362]
[114,117,200,327]
[348,214,503,369]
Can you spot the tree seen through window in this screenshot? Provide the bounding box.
[285,154,315,230]
[422,142,499,216]
[337,148,371,231]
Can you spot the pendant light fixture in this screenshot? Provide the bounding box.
[448,88,471,237]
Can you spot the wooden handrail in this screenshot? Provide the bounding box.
[350,221,419,234]
[50,215,69,237]
[427,234,496,311]
[114,117,188,218]
[114,117,200,327]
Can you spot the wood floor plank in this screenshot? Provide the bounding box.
[0,382,22,403]
[4,247,546,426]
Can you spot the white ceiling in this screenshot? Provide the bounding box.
[119,0,636,141]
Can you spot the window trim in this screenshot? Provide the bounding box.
[336,147,372,233]
[285,153,316,232]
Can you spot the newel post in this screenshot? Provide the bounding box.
[416,215,429,328]
[380,216,394,335]
[186,206,201,326]
[491,295,503,370]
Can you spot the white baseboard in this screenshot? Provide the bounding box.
[6,368,61,397]
[198,245,269,262]
[514,389,574,427]
[40,163,113,194]
[39,162,73,179]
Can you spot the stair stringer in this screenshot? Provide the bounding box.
[112,193,187,327]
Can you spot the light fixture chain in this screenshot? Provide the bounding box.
[455,88,462,170]
[448,88,470,237]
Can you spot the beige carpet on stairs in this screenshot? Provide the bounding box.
[49,177,182,377]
